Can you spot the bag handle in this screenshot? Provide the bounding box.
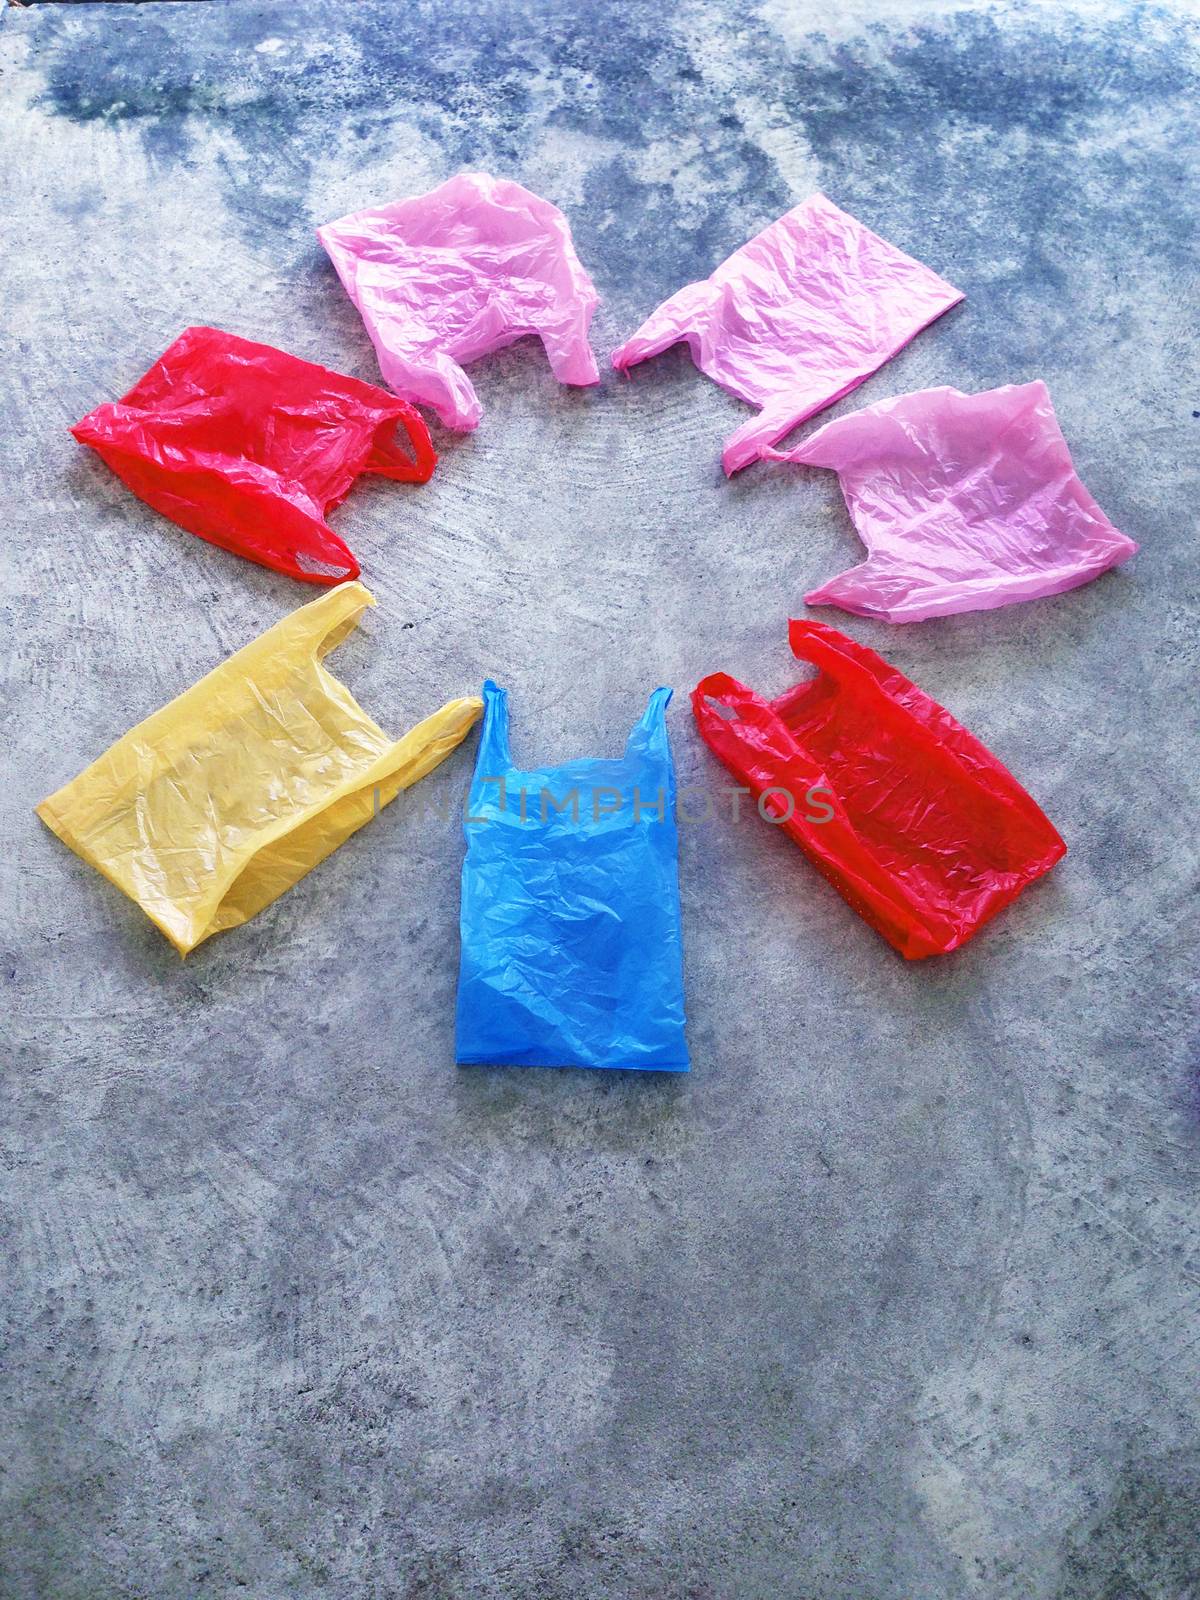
[472,679,512,775]
[626,686,673,759]
[365,400,437,484]
[267,579,376,665]
[785,618,892,687]
[692,672,831,794]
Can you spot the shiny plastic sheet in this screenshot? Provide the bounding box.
[456,681,689,1070]
[611,192,963,474]
[36,583,482,955]
[318,172,600,430]
[72,327,436,585]
[771,381,1138,623]
[693,621,1065,959]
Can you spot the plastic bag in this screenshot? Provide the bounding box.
[611,192,963,475]
[693,621,1065,959]
[318,172,600,430]
[770,382,1138,623]
[36,582,482,955]
[456,681,689,1070]
[72,326,436,585]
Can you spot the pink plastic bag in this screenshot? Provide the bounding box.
[611,193,963,474]
[769,382,1138,623]
[318,172,600,430]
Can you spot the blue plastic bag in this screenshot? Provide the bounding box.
[455,681,689,1071]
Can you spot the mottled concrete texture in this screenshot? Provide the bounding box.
[2,1,1198,1596]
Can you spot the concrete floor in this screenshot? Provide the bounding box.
[2,2,1198,1596]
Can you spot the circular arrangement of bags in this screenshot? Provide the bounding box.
[44,172,1138,1062]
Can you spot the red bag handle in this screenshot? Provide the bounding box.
[365,399,437,484]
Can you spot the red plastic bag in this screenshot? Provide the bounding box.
[693,621,1066,958]
[72,327,437,585]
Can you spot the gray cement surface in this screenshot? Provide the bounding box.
[2,2,1198,1596]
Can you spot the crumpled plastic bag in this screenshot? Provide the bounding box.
[770,381,1138,623]
[36,582,482,955]
[72,326,436,585]
[456,681,689,1070]
[693,621,1065,959]
[318,172,600,430]
[612,192,963,474]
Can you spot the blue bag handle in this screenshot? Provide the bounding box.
[475,681,673,779]
[474,679,512,776]
[626,687,674,770]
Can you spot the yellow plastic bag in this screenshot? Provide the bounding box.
[36,582,482,955]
